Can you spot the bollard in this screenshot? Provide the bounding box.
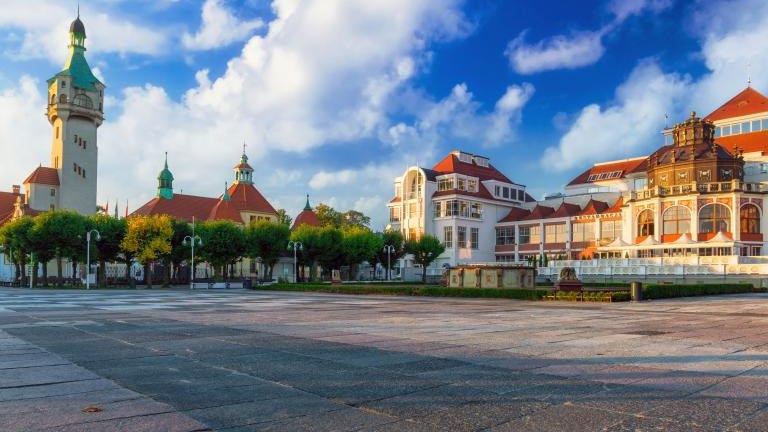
[631,281,642,302]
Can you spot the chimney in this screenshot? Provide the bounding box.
[11,185,20,195]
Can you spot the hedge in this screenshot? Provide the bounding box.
[642,283,755,299]
[546,291,630,302]
[260,283,546,300]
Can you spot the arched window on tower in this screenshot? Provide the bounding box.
[60,94,67,104]
[699,203,731,234]
[50,94,56,105]
[637,209,654,237]
[741,204,760,234]
[662,206,691,235]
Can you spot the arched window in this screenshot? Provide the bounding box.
[637,209,654,237]
[699,203,731,234]
[662,206,691,235]
[741,204,760,234]
[50,94,56,104]
[60,94,67,103]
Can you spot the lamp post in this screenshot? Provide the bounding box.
[383,245,395,281]
[287,241,303,283]
[86,229,101,290]
[183,231,203,290]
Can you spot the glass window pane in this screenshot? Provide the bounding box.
[752,120,762,132]
[763,119,768,131]
[722,125,731,136]
[743,122,751,133]
[732,124,741,134]
[714,127,721,138]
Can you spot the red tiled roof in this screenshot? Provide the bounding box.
[432,154,514,183]
[705,87,768,122]
[207,199,243,223]
[227,183,277,215]
[234,163,253,170]
[131,194,219,223]
[291,209,321,230]
[522,204,555,221]
[550,202,581,218]
[715,130,768,154]
[567,157,647,186]
[578,199,609,216]
[24,166,59,186]
[606,196,624,213]
[0,191,22,227]
[499,206,530,223]
[389,196,401,204]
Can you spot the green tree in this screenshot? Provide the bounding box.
[197,220,247,281]
[246,220,291,281]
[406,235,446,283]
[314,203,342,228]
[340,210,371,229]
[341,227,382,280]
[0,216,35,284]
[374,230,405,280]
[33,211,87,286]
[164,219,192,286]
[275,209,292,227]
[121,215,173,288]
[89,214,127,287]
[290,225,343,281]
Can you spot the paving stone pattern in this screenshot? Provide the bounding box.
[2,289,768,430]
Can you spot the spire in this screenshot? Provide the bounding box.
[157,152,174,199]
[304,194,312,211]
[114,199,118,219]
[233,147,254,185]
[223,182,231,201]
[747,61,752,88]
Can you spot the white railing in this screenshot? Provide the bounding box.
[540,256,768,276]
[631,181,767,200]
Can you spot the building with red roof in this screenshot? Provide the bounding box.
[292,195,321,230]
[131,152,278,225]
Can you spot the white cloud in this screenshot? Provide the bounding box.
[182,0,264,51]
[541,60,689,171]
[0,0,167,62]
[506,0,671,74]
[506,30,606,75]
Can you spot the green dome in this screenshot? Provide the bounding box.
[157,153,174,199]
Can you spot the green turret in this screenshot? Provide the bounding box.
[157,152,174,199]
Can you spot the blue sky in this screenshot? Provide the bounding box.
[0,0,765,229]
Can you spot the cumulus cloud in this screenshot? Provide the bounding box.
[541,60,689,171]
[0,76,50,184]
[506,0,671,74]
[182,0,264,51]
[0,0,167,62]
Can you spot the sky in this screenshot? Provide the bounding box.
[0,0,766,230]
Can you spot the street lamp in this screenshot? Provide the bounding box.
[383,245,395,281]
[183,233,203,290]
[287,241,303,283]
[86,229,101,290]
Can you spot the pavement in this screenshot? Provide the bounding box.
[2,289,768,431]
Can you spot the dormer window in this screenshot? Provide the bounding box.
[61,81,66,88]
[474,157,489,167]
[458,152,472,163]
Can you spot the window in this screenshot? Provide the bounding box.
[600,220,622,242]
[458,152,472,163]
[82,169,86,178]
[408,203,417,218]
[572,222,595,242]
[753,120,762,133]
[470,203,482,219]
[49,204,55,211]
[468,179,477,192]
[502,187,509,198]
[446,200,458,216]
[55,127,59,139]
[732,123,741,134]
[587,174,598,182]
[433,201,442,217]
[496,228,515,245]
[741,204,760,234]
[638,209,654,237]
[457,178,467,191]
[457,226,467,248]
[518,190,525,201]
[742,122,751,133]
[50,188,55,197]
[389,207,400,222]
[73,163,77,173]
[699,203,730,234]
[495,185,500,196]
[529,225,541,243]
[545,224,567,243]
[714,127,721,138]
[662,206,691,235]
[474,157,489,167]
[470,228,479,249]
[83,140,86,149]
[444,226,453,248]
[722,125,731,136]
[74,134,78,143]
[459,201,469,218]
[437,177,454,191]
[61,81,66,88]
[764,119,768,131]
[519,226,530,244]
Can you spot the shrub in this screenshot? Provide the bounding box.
[642,283,754,300]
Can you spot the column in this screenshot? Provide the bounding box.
[565,219,572,257]
[539,221,545,258]
[732,194,740,242]
[514,224,520,263]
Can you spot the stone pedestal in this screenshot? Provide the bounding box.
[556,280,583,292]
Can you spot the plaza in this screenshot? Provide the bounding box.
[3,288,768,431]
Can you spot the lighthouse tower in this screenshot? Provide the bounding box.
[46,13,104,215]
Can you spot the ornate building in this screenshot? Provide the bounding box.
[0,13,103,224]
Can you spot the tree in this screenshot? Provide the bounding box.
[374,230,405,280]
[341,227,382,280]
[315,203,342,228]
[340,210,370,229]
[165,219,192,286]
[276,209,292,227]
[0,216,35,284]
[121,215,173,288]
[290,225,343,281]
[406,235,445,283]
[89,214,127,287]
[197,220,247,280]
[33,211,87,286]
[246,220,290,281]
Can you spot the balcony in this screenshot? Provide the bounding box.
[631,180,768,200]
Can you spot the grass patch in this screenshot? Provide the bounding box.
[642,283,759,299]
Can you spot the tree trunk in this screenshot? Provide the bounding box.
[146,263,153,288]
[31,261,38,288]
[422,265,427,284]
[163,260,171,287]
[99,260,106,288]
[42,262,49,287]
[13,262,19,283]
[56,257,63,286]
[125,262,136,289]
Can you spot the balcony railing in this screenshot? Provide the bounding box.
[631,180,767,200]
